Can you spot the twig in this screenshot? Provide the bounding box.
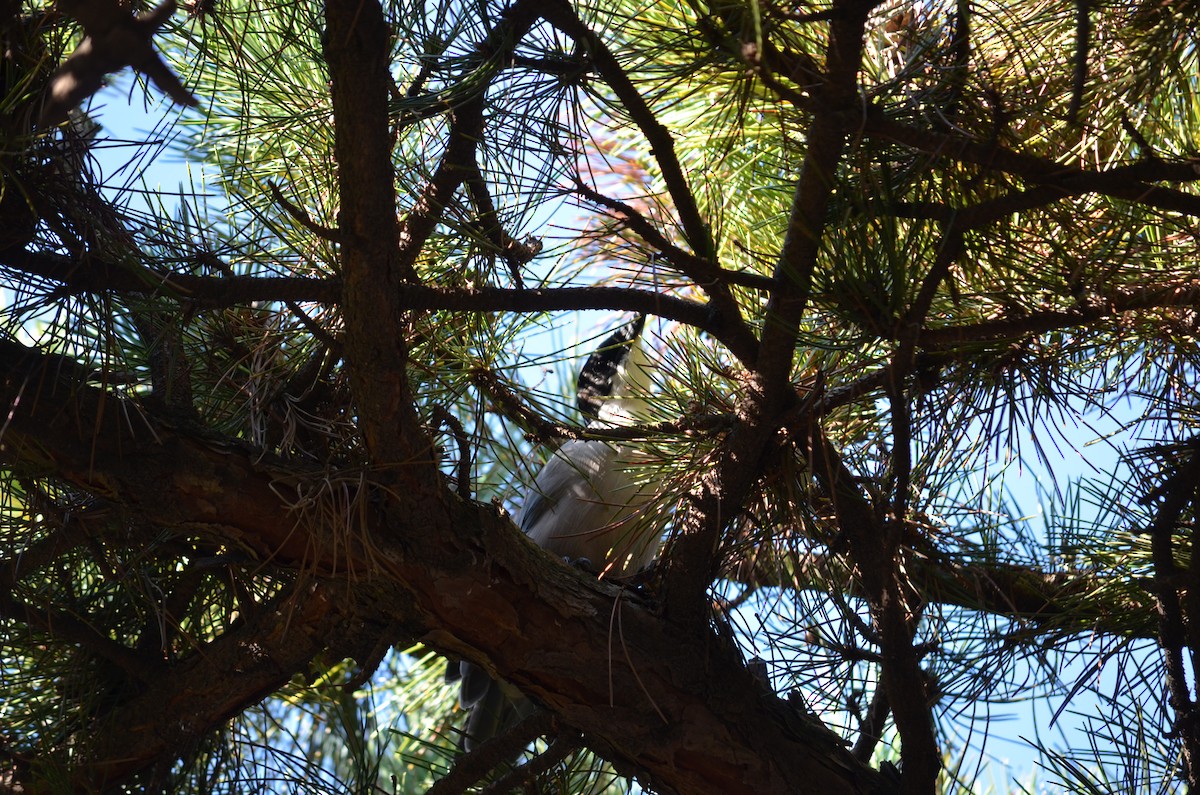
[432,406,472,499]
[39,0,197,128]
[0,590,162,682]
[472,367,732,446]
[342,622,400,692]
[428,711,556,795]
[1068,0,1091,125]
[394,3,542,281]
[267,182,343,243]
[864,109,1200,218]
[851,686,891,762]
[541,0,710,260]
[611,588,668,723]
[573,177,775,294]
[463,161,544,288]
[478,729,580,795]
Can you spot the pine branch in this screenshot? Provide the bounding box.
[3,249,336,305]
[51,581,373,791]
[864,110,1200,218]
[734,548,1156,640]
[40,0,197,128]
[541,0,712,261]
[0,330,886,795]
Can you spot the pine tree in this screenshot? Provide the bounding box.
[3,0,1200,792]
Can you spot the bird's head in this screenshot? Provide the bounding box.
[576,315,654,428]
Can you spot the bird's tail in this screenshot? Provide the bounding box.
[458,661,534,751]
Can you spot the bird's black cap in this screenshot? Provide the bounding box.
[576,315,645,421]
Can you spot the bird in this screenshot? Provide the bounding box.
[456,314,663,752]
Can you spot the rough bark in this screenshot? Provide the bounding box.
[0,338,889,795]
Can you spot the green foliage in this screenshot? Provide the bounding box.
[4,0,1200,792]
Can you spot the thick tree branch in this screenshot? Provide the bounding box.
[324,0,432,472]
[3,249,337,305]
[0,340,328,565]
[0,335,890,795]
[0,249,760,364]
[56,580,377,792]
[796,414,940,794]
[38,239,1196,378]
[660,0,872,631]
[1148,451,1200,786]
[402,282,758,364]
[756,2,873,385]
